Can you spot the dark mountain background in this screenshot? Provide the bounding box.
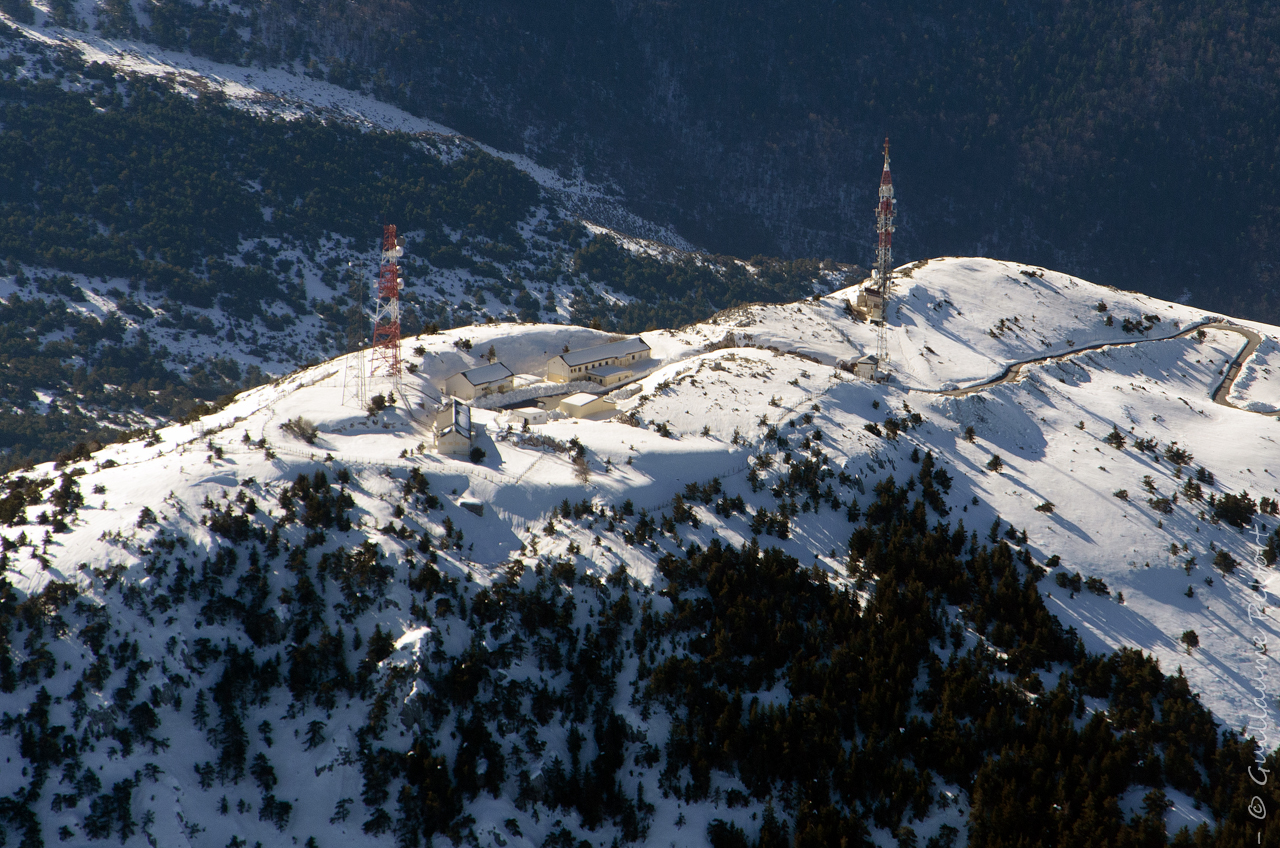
[130,0,1280,323]
[0,31,827,468]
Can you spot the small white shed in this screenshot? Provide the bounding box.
[501,407,549,427]
[852,354,879,380]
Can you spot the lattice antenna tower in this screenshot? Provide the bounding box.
[874,137,897,368]
[340,257,368,410]
[370,224,405,397]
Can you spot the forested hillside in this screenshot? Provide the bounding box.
[1,460,1272,847]
[105,0,1280,323]
[0,25,835,468]
[2,5,1279,846]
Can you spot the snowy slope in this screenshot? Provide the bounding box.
[2,257,1278,845]
[678,257,1239,390]
[0,13,705,397]
[10,256,1280,696]
[12,255,1280,715]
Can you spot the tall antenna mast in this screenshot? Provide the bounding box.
[874,137,896,370]
[370,224,404,397]
[340,258,368,409]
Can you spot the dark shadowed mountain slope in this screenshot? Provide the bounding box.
[119,0,1280,322]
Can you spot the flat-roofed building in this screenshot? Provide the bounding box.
[547,337,650,384]
[581,364,633,387]
[559,392,616,418]
[445,362,515,400]
[855,289,885,321]
[500,407,549,427]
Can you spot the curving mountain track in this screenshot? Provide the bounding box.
[915,320,1273,415]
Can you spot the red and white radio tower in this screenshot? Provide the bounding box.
[875,137,896,298]
[370,224,404,389]
[874,137,896,367]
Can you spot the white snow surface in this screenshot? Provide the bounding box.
[1230,334,1280,414]
[5,257,1280,845]
[14,255,1280,709]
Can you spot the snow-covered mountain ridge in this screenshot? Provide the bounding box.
[0,18,856,469]
[2,258,1278,847]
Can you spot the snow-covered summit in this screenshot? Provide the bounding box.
[17,255,1280,696]
[2,257,1278,846]
[687,257,1249,390]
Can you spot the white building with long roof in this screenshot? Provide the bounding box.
[546,337,650,385]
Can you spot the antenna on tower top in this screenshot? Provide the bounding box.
[370,223,405,399]
[873,136,897,375]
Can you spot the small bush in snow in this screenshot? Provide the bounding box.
[1085,576,1110,596]
[1163,442,1193,467]
[1054,571,1082,593]
[281,416,319,444]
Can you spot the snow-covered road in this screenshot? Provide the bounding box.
[925,320,1275,417]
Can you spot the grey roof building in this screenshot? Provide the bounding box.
[445,362,515,400]
[547,337,651,384]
